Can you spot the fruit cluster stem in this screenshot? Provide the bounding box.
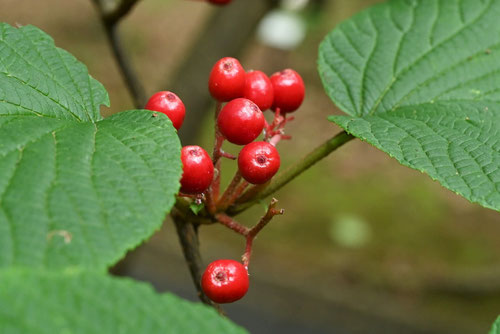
[242,198,284,268]
[204,189,217,215]
[228,180,249,206]
[229,131,355,215]
[215,199,283,269]
[171,209,224,315]
[217,171,243,209]
[93,0,142,25]
[211,102,224,203]
[215,213,250,235]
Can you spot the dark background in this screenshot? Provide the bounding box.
[2,0,500,332]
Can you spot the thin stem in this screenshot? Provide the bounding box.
[269,133,291,146]
[215,213,250,235]
[229,131,355,215]
[212,160,222,202]
[211,102,224,201]
[171,209,224,314]
[215,199,283,269]
[212,132,225,165]
[204,187,217,215]
[234,183,267,203]
[264,108,294,146]
[225,180,249,208]
[242,237,254,270]
[102,0,142,25]
[248,198,283,238]
[264,108,282,141]
[103,23,146,108]
[217,171,242,209]
[242,198,284,268]
[91,0,146,108]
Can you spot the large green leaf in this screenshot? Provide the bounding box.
[0,23,182,269]
[318,0,500,211]
[491,316,500,334]
[0,269,247,334]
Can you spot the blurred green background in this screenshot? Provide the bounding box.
[2,0,499,333]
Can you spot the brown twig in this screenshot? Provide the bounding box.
[217,171,243,209]
[264,108,294,146]
[102,0,142,24]
[234,183,268,204]
[242,198,284,268]
[215,199,284,269]
[171,209,224,314]
[204,187,217,215]
[210,102,224,201]
[225,180,250,209]
[214,213,250,235]
[91,0,146,108]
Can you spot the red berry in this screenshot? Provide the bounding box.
[208,0,232,4]
[238,141,280,184]
[180,146,214,194]
[201,259,249,304]
[217,98,265,145]
[243,70,274,111]
[270,69,305,113]
[208,57,245,102]
[145,91,185,130]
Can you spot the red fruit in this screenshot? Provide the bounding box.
[238,141,280,184]
[270,69,305,113]
[180,146,214,194]
[145,91,185,130]
[201,259,249,304]
[208,57,245,102]
[243,70,274,111]
[208,0,232,4]
[217,98,264,145]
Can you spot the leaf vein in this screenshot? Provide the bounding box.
[369,0,493,114]
[0,31,87,121]
[360,11,378,114]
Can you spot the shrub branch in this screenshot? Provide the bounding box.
[91,0,146,108]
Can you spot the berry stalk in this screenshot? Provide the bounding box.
[210,102,224,206]
[215,213,250,235]
[217,171,243,210]
[242,198,284,268]
[229,131,355,215]
[225,180,249,209]
[215,198,283,269]
[171,208,225,314]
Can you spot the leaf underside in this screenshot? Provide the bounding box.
[0,269,247,334]
[0,23,183,269]
[318,0,500,211]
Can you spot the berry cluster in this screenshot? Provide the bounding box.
[145,56,304,304]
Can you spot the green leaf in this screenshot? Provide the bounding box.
[490,316,500,334]
[190,201,205,215]
[318,0,500,211]
[0,23,183,269]
[0,23,108,121]
[0,269,247,334]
